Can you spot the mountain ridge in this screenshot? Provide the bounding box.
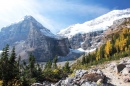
[58,9,130,38]
[56,8,130,53]
[0,15,70,61]
[1,8,130,62]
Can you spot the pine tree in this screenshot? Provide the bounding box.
[0,45,10,86]
[35,63,44,82]
[96,49,100,61]
[63,61,70,73]
[100,45,105,58]
[17,55,21,71]
[28,53,36,78]
[82,55,86,64]
[53,56,58,69]
[45,59,52,70]
[9,47,19,81]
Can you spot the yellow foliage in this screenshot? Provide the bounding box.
[123,28,128,34]
[105,40,112,57]
[53,69,59,74]
[115,39,119,52]
[96,50,100,61]
[68,72,75,77]
[0,80,3,86]
[118,33,127,51]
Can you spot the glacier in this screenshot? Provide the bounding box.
[58,9,130,38]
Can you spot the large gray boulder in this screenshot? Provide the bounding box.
[122,67,130,75]
[116,64,126,74]
[81,73,105,82]
[75,69,87,78]
[123,74,130,82]
[31,83,43,86]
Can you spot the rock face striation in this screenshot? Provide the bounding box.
[0,16,70,61]
[67,30,104,50]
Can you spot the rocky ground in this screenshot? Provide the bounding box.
[101,57,130,86]
[32,57,130,86]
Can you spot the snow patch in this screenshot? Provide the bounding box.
[70,48,84,53]
[0,50,2,54]
[58,48,96,61]
[77,48,96,53]
[70,48,96,54]
[40,29,59,39]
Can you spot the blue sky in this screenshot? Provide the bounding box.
[0,0,130,33]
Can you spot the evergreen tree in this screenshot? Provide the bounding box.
[10,47,16,63]
[81,54,86,64]
[28,53,36,78]
[17,55,21,71]
[100,45,105,58]
[96,49,100,61]
[63,61,70,73]
[35,63,44,82]
[9,46,19,85]
[0,45,10,86]
[53,56,58,69]
[45,59,52,69]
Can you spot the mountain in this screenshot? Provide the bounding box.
[0,16,70,61]
[57,8,130,51]
[58,9,130,38]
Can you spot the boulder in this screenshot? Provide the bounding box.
[54,80,62,86]
[119,60,126,64]
[75,69,87,78]
[89,69,97,74]
[96,79,103,85]
[80,79,88,85]
[81,73,105,82]
[63,77,73,86]
[81,82,98,86]
[81,82,91,86]
[122,67,130,75]
[96,69,103,75]
[123,74,130,82]
[42,81,51,86]
[116,64,126,74]
[126,64,130,68]
[31,83,43,86]
[126,59,130,63]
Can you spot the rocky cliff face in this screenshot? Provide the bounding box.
[68,30,104,50]
[58,9,130,52]
[0,16,70,61]
[66,17,130,51]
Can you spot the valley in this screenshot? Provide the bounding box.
[0,8,130,86]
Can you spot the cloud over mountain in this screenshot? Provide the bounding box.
[0,0,110,33]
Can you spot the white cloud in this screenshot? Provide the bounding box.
[0,0,55,31]
[0,0,110,33]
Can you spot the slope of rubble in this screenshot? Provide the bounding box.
[40,57,130,86]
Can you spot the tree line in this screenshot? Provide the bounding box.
[73,28,130,69]
[0,45,71,86]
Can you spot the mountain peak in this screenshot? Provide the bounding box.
[24,15,35,21]
[22,15,59,38]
